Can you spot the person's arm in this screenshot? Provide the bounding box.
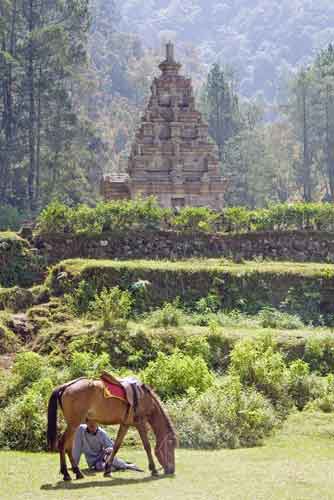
[99,428,129,470]
[99,428,114,450]
[72,427,83,466]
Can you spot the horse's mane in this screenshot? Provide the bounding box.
[144,384,178,444]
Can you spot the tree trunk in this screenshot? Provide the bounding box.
[301,78,312,202]
[27,0,36,211]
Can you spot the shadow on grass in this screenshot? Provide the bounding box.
[41,473,173,491]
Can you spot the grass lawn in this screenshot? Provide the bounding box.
[1,411,334,500]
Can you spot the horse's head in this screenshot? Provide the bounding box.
[155,431,177,475]
[144,384,178,474]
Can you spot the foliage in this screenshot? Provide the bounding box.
[37,198,166,235]
[65,280,96,316]
[229,335,290,409]
[0,378,54,450]
[171,206,218,232]
[287,360,325,410]
[36,200,334,236]
[304,336,334,375]
[258,308,304,330]
[144,301,184,328]
[88,287,133,329]
[167,376,277,449]
[0,313,18,354]
[0,287,35,312]
[142,351,214,400]
[0,205,24,231]
[0,0,94,211]
[69,351,110,379]
[0,233,44,288]
[12,352,45,387]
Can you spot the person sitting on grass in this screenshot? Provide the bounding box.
[73,419,142,472]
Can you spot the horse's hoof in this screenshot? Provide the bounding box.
[76,472,84,480]
[63,475,72,482]
[151,470,159,477]
[104,471,112,478]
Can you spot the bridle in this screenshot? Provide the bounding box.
[156,431,175,470]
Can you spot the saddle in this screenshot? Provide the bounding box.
[100,371,148,421]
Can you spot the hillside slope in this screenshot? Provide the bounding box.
[119,0,334,102]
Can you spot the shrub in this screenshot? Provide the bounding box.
[167,376,277,449]
[37,200,73,233]
[287,360,324,410]
[12,352,45,386]
[0,286,34,312]
[0,205,24,231]
[304,336,334,375]
[0,315,19,354]
[0,377,54,450]
[69,351,110,379]
[145,301,184,328]
[195,293,221,314]
[258,308,304,330]
[307,374,334,413]
[65,280,96,315]
[142,351,214,399]
[229,335,290,409]
[178,335,211,363]
[88,287,133,329]
[171,206,218,232]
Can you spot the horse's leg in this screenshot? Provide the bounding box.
[136,419,158,476]
[65,427,84,480]
[104,423,130,477]
[59,430,72,481]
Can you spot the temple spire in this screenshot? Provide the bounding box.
[166,41,175,62]
[159,41,181,76]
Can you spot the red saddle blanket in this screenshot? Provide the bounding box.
[101,378,127,401]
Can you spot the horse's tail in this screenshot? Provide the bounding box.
[47,385,65,451]
[47,378,87,450]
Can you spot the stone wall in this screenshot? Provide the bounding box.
[34,230,334,263]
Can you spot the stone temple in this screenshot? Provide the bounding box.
[102,43,226,209]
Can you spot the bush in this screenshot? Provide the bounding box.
[306,374,334,413]
[65,280,96,315]
[304,336,334,375]
[37,200,73,233]
[145,301,184,328]
[171,206,218,232]
[167,376,277,449]
[88,287,133,329]
[142,351,214,399]
[0,205,24,231]
[12,352,45,386]
[0,286,34,312]
[37,197,166,235]
[0,315,19,354]
[258,308,304,330]
[287,360,324,410]
[229,335,290,409]
[69,351,110,379]
[0,377,54,450]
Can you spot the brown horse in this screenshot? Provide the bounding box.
[47,377,177,481]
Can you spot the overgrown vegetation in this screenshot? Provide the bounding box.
[48,259,334,325]
[36,200,334,236]
[0,233,45,287]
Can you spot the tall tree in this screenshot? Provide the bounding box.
[202,63,241,159]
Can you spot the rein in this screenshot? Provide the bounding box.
[156,431,175,468]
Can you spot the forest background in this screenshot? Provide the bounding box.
[2,0,334,221]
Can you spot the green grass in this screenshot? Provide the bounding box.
[1,411,334,500]
[54,258,334,278]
